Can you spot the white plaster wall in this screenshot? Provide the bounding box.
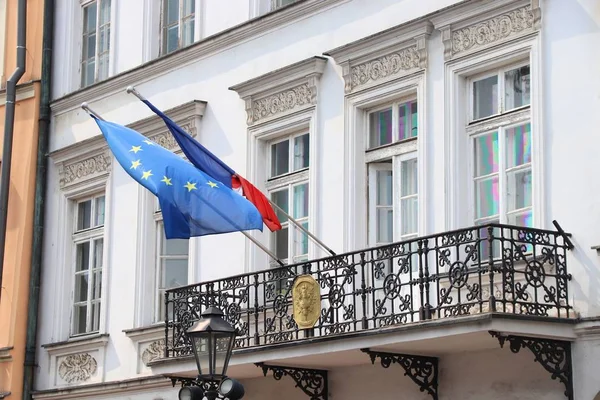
[37,0,600,395]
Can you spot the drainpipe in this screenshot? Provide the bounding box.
[22,0,53,397]
[0,0,27,300]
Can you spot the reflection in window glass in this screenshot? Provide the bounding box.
[473,75,498,120]
[369,108,393,149]
[505,65,531,111]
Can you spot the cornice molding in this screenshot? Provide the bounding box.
[32,376,170,400]
[433,0,540,61]
[50,0,349,116]
[229,56,326,126]
[324,20,433,94]
[52,100,205,189]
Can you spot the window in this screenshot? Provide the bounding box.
[154,202,189,321]
[468,63,532,228]
[271,0,298,9]
[267,132,310,265]
[72,194,105,335]
[366,98,419,248]
[81,0,111,87]
[161,0,195,55]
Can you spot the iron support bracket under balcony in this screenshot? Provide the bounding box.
[489,331,573,400]
[255,362,328,400]
[361,348,438,400]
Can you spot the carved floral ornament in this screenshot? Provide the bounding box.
[349,46,421,92]
[248,82,316,125]
[58,353,98,383]
[443,5,537,60]
[141,339,166,366]
[59,153,112,188]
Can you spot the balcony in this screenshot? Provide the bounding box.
[164,223,572,358]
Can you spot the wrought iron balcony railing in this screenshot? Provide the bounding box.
[164,223,572,358]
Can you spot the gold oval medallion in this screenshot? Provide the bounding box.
[292,275,321,329]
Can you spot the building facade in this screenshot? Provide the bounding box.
[0,0,45,399]
[34,0,600,399]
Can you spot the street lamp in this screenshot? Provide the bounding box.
[178,307,245,400]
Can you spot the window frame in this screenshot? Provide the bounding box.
[152,203,190,323]
[160,0,198,56]
[70,193,106,337]
[465,59,533,228]
[444,36,543,231]
[266,130,311,265]
[80,0,112,88]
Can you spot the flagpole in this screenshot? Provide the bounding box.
[80,103,285,268]
[125,86,337,257]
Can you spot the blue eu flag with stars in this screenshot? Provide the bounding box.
[93,117,263,238]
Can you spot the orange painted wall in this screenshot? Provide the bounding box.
[0,0,44,399]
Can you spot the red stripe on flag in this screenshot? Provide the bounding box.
[233,175,282,232]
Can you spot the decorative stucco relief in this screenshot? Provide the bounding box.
[448,5,536,59]
[147,120,196,151]
[59,153,112,188]
[58,353,98,383]
[350,46,420,91]
[141,339,165,366]
[248,83,315,125]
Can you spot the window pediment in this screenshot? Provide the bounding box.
[229,56,326,126]
[324,21,432,94]
[433,0,541,61]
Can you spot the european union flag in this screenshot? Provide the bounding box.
[93,117,263,238]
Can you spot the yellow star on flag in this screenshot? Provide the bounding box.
[161,176,172,186]
[206,181,218,188]
[184,182,197,192]
[143,139,154,146]
[129,145,142,154]
[142,170,153,180]
[130,159,142,170]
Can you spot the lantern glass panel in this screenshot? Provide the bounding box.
[213,332,235,377]
[191,334,210,376]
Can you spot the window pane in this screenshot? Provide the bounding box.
[506,123,531,168]
[293,183,309,219]
[507,168,532,211]
[84,3,97,34]
[376,208,393,243]
[369,108,393,149]
[271,189,289,222]
[93,239,103,269]
[84,33,96,60]
[474,132,499,176]
[99,0,111,25]
[76,242,90,271]
[376,170,392,206]
[183,0,195,15]
[473,75,498,120]
[274,227,288,259]
[401,197,418,236]
[98,25,110,53]
[475,177,499,219]
[74,304,88,334]
[293,134,309,171]
[74,274,88,302]
[505,65,530,110]
[161,230,189,255]
[77,200,92,230]
[92,302,101,331]
[166,0,179,24]
[398,100,418,140]
[166,25,179,53]
[401,159,417,197]
[83,60,95,87]
[182,18,194,47]
[508,209,533,228]
[94,196,105,226]
[293,221,309,258]
[161,259,188,289]
[270,140,289,177]
[93,270,102,300]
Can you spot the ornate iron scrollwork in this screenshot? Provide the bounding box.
[489,331,573,400]
[167,376,223,400]
[255,363,328,400]
[361,348,438,400]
